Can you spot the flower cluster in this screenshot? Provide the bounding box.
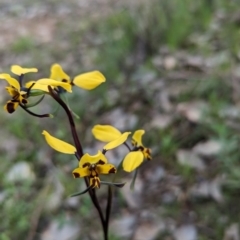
[1,63,152,240]
[0,64,105,114]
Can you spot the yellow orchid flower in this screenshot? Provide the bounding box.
[91,125,151,172]
[42,130,123,188]
[72,151,116,188]
[132,130,152,160]
[0,66,42,113]
[48,63,106,91]
[0,73,28,113]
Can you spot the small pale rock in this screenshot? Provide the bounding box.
[224,223,239,240]
[177,101,207,122]
[193,140,222,156]
[102,108,138,131]
[150,114,173,129]
[41,217,80,240]
[134,222,165,240]
[189,176,224,203]
[164,56,177,70]
[110,214,136,238]
[173,225,197,240]
[145,166,165,182]
[5,161,35,182]
[177,150,206,170]
[121,179,143,209]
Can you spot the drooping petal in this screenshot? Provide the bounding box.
[11,65,38,75]
[132,129,145,146]
[0,74,20,91]
[50,64,71,83]
[36,78,72,92]
[80,150,107,167]
[42,130,76,154]
[103,132,131,151]
[92,124,122,142]
[4,100,19,113]
[122,151,144,172]
[73,71,106,90]
[97,163,116,175]
[72,167,90,178]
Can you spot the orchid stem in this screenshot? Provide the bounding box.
[48,86,108,240]
[48,86,83,158]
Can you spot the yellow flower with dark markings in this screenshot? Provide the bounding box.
[131,130,152,160]
[123,130,152,172]
[42,130,130,188]
[0,65,42,113]
[0,73,29,113]
[92,125,151,172]
[49,63,106,91]
[73,151,116,188]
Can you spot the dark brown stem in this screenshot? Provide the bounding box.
[20,104,50,118]
[105,186,112,238]
[48,86,108,239]
[48,86,83,158]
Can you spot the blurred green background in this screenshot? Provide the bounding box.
[1,0,240,239]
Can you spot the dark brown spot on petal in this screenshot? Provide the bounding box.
[139,146,144,151]
[22,99,28,104]
[6,102,16,113]
[73,172,80,178]
[90,176,101,188]
[82,163,90,168]
[108,167,116,174]
[97,160,105,165]
[62,79,68,82]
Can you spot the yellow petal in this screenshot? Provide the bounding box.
[92,124,122,142]
[50,64,71,83]
[122,152,144,172]
[80,150,107,167]
[72,167,90,178]
[97,163,116,174]
[36,78,72,92]
[103,132,131,151]
[0,74,20,90]
[11,65,38,75]
[4,101,19,113]
[26,81,50,92]
[6,86,18,97]
[132,129,145,146]
[42,130,76,154]
[73,71,106,90]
